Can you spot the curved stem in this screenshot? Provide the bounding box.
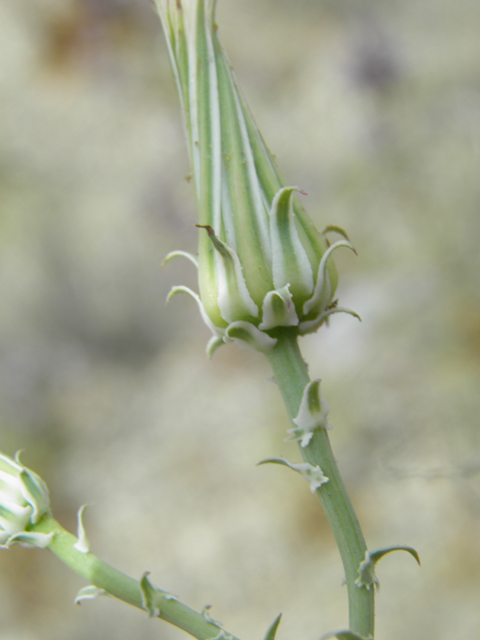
[33,514,241,640]
[266,329,375,639]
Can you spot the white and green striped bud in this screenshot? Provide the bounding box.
[157,0,356,355]
[0,452,53,549]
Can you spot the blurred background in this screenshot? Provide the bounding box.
[1,0,480,639]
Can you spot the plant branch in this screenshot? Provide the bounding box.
[33,514,242,640]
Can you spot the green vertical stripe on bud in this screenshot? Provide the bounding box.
[270,187,314,305]
[236,88,337,293]
[197,225,258,323]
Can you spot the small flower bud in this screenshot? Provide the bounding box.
[157,0,357,354]
[0,452,53,549]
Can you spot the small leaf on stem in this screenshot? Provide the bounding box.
[262,613,282,640]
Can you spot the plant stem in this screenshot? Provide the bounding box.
[266,329,375,639]
[33,514,241,640]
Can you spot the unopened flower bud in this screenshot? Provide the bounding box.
[157,0,357,355]
[0,452,53,549]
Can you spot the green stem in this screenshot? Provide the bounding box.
[33,514,241,640]
[266,329,375,639]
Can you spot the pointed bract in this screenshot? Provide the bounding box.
[140,572,178,618]
[286,379,331,447]
[75,585,109,605]
[73,504,91,554]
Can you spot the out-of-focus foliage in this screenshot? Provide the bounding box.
[1,1,480,639]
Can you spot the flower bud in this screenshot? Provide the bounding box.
[157,0,356,355]
[0,452,53,549]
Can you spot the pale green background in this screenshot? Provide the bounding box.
[1,1,480,639]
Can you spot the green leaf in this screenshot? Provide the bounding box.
[139,572,178,618]
[262,613,282,640]
[369,545,420,566]
[356,546,421,590]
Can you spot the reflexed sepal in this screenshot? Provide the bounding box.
[140,572,179,618]
[286,379,331,447]
[262,613,282,640]
[167,285,224,338]
[75,585,109,604]
[73,504,91,554]
[259,285,299,330]
[207,335,225,358]
[298,306,361,336]
[167,285,278,354]
[258,457,329,493]
[320,630,372,640]
[355,546,421,591]
[321,225,351,242]
[201,605,222,627]
[225,321,277,352]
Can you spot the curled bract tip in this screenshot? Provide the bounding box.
[355,546,420,591]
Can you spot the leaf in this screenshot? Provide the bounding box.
[74,585,109,605]
[369,545,420,566]
[356,546,421,590]
[258,457,328,492]
[73,504,91,554]
[139,572,178,618]
[262,613,282,640]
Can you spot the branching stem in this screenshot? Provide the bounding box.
[33,515,241,640]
